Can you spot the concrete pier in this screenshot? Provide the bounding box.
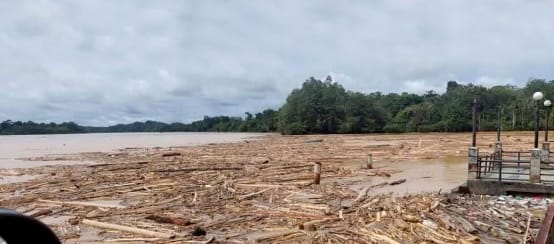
[468,147,478,180]
[531,149,542,183]
[466,147,554,195]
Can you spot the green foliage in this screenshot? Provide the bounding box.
[0,120,83,135]
[2,77,554,135]
[279,77,347,134]
[278,77,554,134]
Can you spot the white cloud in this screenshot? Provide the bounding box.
[474,76,516,87]
[0,0,553,125]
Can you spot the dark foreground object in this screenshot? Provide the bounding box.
[0,208,61,244]
[537,204,554,244]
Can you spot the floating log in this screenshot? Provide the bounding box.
[146,215,193,226]
[29,209,52,218]
[389,179,406,185]
[37,199,125,209]
[162,152,181,157]
[155,167,242,173]
[82,219,175,238]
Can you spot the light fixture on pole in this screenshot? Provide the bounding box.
[533,91,544,148]
[545,99,552,142]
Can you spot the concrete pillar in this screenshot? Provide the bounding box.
[494,141,502,164]
[543,142,550,163]
[530,149,542,183]
[494,142,502,154]
[468,147,479,180]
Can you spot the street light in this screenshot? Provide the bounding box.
[533,91,544,148]
[545,99,552,142]
[472,98,477,147]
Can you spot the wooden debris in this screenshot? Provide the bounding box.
[28,209,52,218]
[402,214,422,223]
[453,215,478,234]
[37,199,125,209]
[145,215,193,226]
[162,152,181,157]
[0,132,546,243]
[105,238,161,242]
[388,179,406,185]
[239,187,273,200]
[82,219,175,238]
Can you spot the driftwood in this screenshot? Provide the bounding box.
[0,132,546,243]
[388,179,406,185]
[154,167,242,173]
[162,152,181,157]
[247,230,302,243]
[523,214,531,243]
[82,219,175,238]
[452,215,478,234]
[105,238,161,242]
[29,209,52,218]
[145,215,193,226]
[239,188,273,200]
[37,199,125,209]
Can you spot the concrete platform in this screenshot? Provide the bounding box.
[468,180,554,195]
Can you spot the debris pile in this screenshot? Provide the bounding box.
[0,133,548,243]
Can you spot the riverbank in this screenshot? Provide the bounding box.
[0,131,547,242]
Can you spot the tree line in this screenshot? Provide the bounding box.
[1,76,554,135]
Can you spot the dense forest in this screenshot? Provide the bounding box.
[1,77,554,135]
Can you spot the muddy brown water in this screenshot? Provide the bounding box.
[337,156,467,195]
[0,132,267,185]
[0,132,267,168]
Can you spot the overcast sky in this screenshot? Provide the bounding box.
[1,1,553,125]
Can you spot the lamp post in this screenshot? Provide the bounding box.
[472,98,477,147]
[545,99,552,142]
[533,92,544,148]
[496,106,501,142]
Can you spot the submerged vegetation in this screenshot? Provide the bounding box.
[2,77,554,135]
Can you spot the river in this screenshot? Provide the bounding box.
[0,132,266,168]
[0,132,468,194]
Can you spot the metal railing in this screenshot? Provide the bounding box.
[541,159,554,183]
[472,151,532,182]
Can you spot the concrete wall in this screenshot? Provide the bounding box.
[468,180,554,195]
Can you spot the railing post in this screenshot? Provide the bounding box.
[494,142,502,166]
[489,156,493,172]
[485,155,489,174]
[531,149,542,183]
[468,147,479,180]
[498,159,502,182]
[543,142,550,163]
[476,157,478,179]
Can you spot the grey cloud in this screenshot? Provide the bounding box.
[0,0,554,125]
